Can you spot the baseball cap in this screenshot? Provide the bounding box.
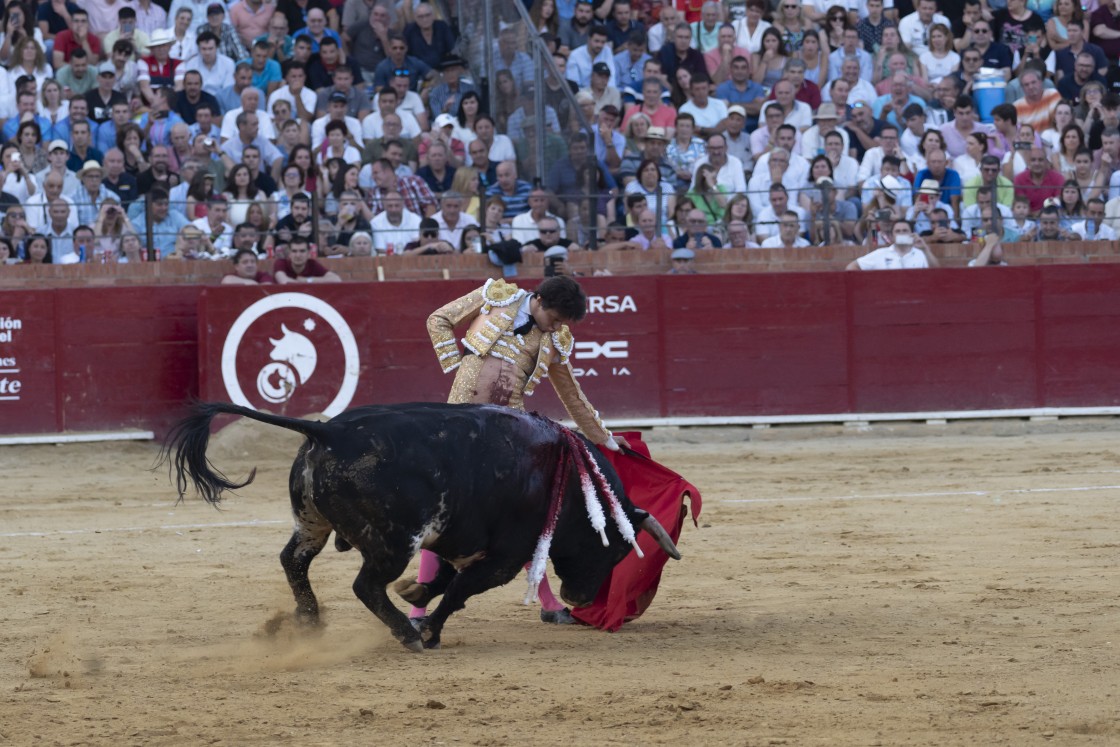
[727,105,746,118]
[98,61,116,75]
[592,62,611,76]
[671,248,695,260]
[207,2,225,14]
[434,113,456,129]
[48,140,68,153]
[329,91,348,103]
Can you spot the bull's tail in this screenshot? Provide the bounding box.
[159,401,332,506]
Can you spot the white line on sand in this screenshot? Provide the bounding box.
[0,518,288,538]
[723,484,1120,504]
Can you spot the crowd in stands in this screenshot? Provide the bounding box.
[4,0,1120,280]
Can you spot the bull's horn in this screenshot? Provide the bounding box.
[640,515,681,560]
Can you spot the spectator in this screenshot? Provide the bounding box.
[961,185,1015,238]
[52,8,102,69]
[922,207,968,244]
[913,149,962,216]
[275,236,342,282]
[133,188,190,257]
[679,74,729,139]
[370,190,422,254]
[967,234,1009,266]
[1071,197,1118,239]
[57,48,97,99]
[761,210,811,248]
[373,31,432,92]
[1014,146,1065,213]
[673,208,722,249]
[511,188,566,244]
[1035,204,1079,240]
[222,247,275,284]
[22,233,53,264]
[581,61,623,115]
[1004,193,1038,240]
[433,190,478,247]
[847,219,940,269]
[401,216,455,255]
[137,29,180,108]
[403,2,455,71]
[559,0,595,55]
[908,178,957,234]
[667,247,697,274]
[428,56,476,122]
[661,22,708,84]
[754,182,808,243]
[229,0,273,50]
[568,24,615,88]
[485,161,533,219]
[898,0,950,57]
[326,190,373,255]
[191,195,234,255]
[1014,69,1063,130]
[966,20,1014,80]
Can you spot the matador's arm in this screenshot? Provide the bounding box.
[426,287,485,373]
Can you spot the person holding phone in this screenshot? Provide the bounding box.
[993,0,1047,60]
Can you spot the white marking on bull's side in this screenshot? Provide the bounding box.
[301,451,315,501]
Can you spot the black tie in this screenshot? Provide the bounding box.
[513,318,535,335]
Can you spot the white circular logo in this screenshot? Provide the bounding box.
[221,293,360,417]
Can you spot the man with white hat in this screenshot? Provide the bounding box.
[861,160,914,211]
[722,105,755,174]
[906,178,956,235]
[137,28,181,107]
[67,160,115,226]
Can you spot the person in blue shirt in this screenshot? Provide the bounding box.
[714,55,766,108]
[240,39,284,97]
[132,188,190,257]
[291,7,341,53]
[1,91,52,143]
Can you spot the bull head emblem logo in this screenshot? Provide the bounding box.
[256,322,318,404]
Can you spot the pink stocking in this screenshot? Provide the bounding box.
[523,563,566,611]
[410,549,440,619]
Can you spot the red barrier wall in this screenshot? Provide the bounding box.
[5,266,1120,437]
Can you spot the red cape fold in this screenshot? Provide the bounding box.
[572,431,701,632]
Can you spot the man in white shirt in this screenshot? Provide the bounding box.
[690,133,746,194]
[760,78,812,132]
[753,183,808,242]
[191,195,235,256]
[800,102,850,159]
[822,57,877,105]
[1070,198,1119,240]
[760,210,811,248]
[267,62,317,124]
[679,75,729,138]
[433,190,478,248]
[220,88,276,141]
[566,25,616,88]
[847,218,939,270]
[511,188,566,243]
[896,0,948,57]
[310,92,362,149]
[370,190,422,254]
[361,86,421,141]
[176,32,235,96]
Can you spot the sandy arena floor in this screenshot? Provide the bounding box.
[1,421,1118,746]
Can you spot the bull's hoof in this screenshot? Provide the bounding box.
[294,608,322,627]
[540,607,576,625]
[423,638,441,650]
[393,578,430,605]
[402,638,424,653]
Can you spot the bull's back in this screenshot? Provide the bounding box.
[311,403,563,526]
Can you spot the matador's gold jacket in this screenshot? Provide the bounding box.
[426,278,611,445]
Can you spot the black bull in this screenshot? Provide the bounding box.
[162,401,680,651]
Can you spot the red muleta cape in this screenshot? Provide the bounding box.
[572,431,702,632]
